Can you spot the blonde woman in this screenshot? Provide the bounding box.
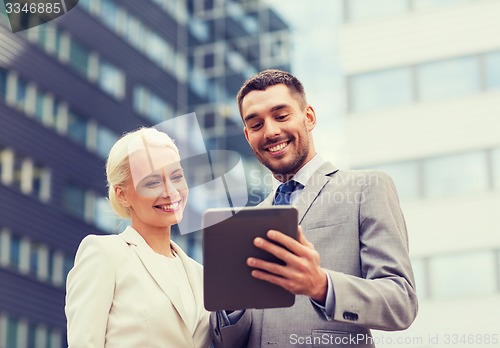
[65,128,210,348]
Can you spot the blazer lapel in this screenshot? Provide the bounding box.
[119,227,190,329]
[295,162,338,224]
[260,162,339,224]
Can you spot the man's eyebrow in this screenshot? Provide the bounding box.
[243,104,289,123]
[270,104,288,113]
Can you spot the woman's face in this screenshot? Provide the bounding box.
[123,146,188,231]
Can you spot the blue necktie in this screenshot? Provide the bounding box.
[273,180,298,205]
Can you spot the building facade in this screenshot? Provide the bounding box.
[0,0,290,346]
[340,0,500,346]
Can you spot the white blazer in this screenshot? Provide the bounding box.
[65,226,211,348]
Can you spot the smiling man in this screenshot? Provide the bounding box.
[209,70,418,348]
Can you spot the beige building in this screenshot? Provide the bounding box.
[340,0,500,347]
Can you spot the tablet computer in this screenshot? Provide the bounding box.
[202,206,298,311]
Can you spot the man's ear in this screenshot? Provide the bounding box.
[243,126,250,142]
[305,105,317,132]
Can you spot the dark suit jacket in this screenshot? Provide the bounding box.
[210,162,418,348]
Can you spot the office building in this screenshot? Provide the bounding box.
[0,0,290,346]
[340,0,500,346]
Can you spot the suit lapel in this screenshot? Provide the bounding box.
[260,162,339,224]
[295,162,338,224]
[119,227,190,329]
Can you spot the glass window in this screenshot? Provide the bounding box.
[372,161,420,201]
[100,0,120,31]
[34,90,55,126]
[350,68,413,112]
[63,256,73,281]
[346,0,409,22]
[423,150,488,198]
[96,127,118,159]
[32,167,43,197]
[149,94,171,123]
[51,251,64,286]
[12,156,25,192]
[47,249,54,282]
[38,25,61,54]
[29,242,48,278]
[98,59,125,99]
[126,17,145,50]
[145,33,174,72]
[29,243,39,275]
[189,18,209,42]
[0,67,6,97]
[69,40,90,77]
[13,76,28,110]
[0,229,7,266]
[34,90,46,123]
[7,317,19,348]
[485,51,500,90]
[62,183,86,219]
[95,196,117,233]
[9,234,21,270]
[492,147,500,191]
[203,51,216,70]
[429,250,496,298]
[66,111,88,147]
[176,53,187,82]
[418,56,480,101]
[133,86,172,123]
[27,322,37,348]
[0,148,14,185]
[413,0,474,10]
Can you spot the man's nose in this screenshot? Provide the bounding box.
[263,121,281,139]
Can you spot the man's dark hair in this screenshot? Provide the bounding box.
[236,69,307,117]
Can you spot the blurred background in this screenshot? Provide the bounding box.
[0,0,499,347]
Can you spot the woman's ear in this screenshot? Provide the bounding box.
[115,185,129,208]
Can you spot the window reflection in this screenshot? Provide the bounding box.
[413,0,473,10]
[94,197,119,233]
[62,183,86,219]
[418,56,480,101]
[429,251,496,298]
[0,67,6,96]
[69,40,90,78]
[492,147,500,190]
[350,68,413,112]
[485,51,500,89]
[98,59,125,99]
[67,111,88,147]
[423,150,488,198]
[7,316,19,348]
[9,234,21,270]
[96,127,118,159]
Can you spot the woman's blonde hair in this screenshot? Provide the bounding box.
[106,127,179,218]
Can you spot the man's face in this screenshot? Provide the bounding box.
[242,84,316,180]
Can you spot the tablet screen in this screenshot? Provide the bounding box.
[202,206,298,311]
